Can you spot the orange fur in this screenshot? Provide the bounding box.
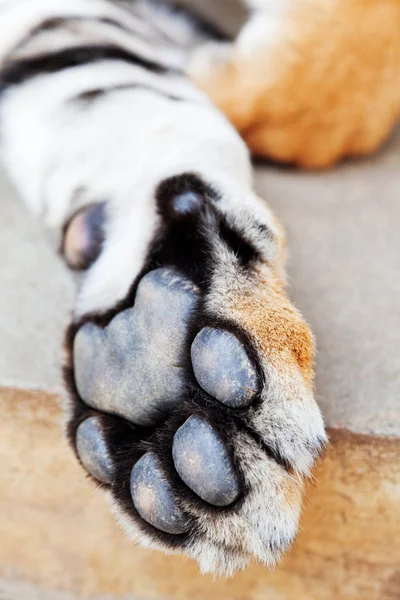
[225,268,315,387]
[190,0,400,168]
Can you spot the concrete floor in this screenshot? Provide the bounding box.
[258,128,400,436]
[1,128,399,437]
[0,173,74,393]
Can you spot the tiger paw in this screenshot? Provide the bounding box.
[63,175,327,575]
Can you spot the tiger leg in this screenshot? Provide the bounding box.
[0,0,326,575]
[189,0,400,168]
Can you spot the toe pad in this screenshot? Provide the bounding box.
[73,268,200,426]
[172,415,241,506]
[76,417,115,483]
[131,452,190,534]
[191,327,259,408]
[63,203,105,269]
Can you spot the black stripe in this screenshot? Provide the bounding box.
[15,15,161,50]
[241,423,293,473]
[217,215,261,266]
[75,83,186,104]
[0,44,180,93]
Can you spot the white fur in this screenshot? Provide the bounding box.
[237,1,290,58]
[188,0,290,83]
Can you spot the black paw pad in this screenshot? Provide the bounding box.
[191,327,259,408]
[130,452,190,534]
[73,268,200,426]
[76,416,115,483]
[63,203,105,270]
[172,415,241,506]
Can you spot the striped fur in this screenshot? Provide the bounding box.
[0,0,262,316]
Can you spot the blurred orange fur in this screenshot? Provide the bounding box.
[190,0,400,168]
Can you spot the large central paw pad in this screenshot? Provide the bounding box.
[73,268,199,426]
